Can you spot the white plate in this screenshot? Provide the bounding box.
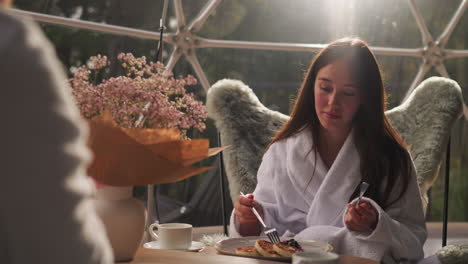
[143,240,205,252]
[214,236,333,262]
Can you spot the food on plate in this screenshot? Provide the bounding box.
[235,238,304,258]
[254,240,281,257]
[273,239,303,257]
[234,246,260,256]
[280,238,303,251]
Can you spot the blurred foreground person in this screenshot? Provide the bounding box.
[0,2,112,263]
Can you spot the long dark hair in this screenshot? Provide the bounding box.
[270,38,411,209]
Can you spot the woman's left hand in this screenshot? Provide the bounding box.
[344,201,378,232]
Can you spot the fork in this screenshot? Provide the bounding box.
[356,181,370,208]
[240,192,281,244]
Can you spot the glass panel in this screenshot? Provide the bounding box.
[39,25,161,71]
[446,3,468,49]
[198,48,309,114]
[377,56,421,106]
[427,117,468,222]
[14,0,166,31]
[199,0,421,48]
[448,119,468,221]
[445,58,468,85]
[414,0,460,42]
[426,57,468,222]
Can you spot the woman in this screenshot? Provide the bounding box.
[231,38,427,263]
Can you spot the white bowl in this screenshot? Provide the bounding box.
[292,250,339,264]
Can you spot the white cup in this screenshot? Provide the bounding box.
[148,223,192,250]
[292,250,339,264]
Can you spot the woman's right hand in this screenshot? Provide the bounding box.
[234,194,264,236]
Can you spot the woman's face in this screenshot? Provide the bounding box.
[314,59,362,135]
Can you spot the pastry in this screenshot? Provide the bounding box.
[254,240,280,257]
[273,242,301,257]
[273,238,303,257]
[235,246,260,256]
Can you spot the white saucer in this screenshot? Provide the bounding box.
[143,241,205,252]
[293,251,339,264]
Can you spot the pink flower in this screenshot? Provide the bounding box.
[69,53,207,137]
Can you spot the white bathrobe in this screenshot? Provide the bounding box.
[230,128,427,263]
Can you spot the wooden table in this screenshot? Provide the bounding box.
[122,246,379,264]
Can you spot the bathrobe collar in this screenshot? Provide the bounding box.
[286,127,362,226]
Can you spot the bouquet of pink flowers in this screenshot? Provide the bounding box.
[70,53,207,137]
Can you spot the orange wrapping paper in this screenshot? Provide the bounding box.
[86,112,223,186]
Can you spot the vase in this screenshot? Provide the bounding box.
[93,185,146,262]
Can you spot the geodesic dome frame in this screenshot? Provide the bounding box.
[11,0,468,113]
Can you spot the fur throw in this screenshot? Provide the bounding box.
[386,77,464,212]
[206,79,289,202]
[436,244,468,264]
[206,77,464,213]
